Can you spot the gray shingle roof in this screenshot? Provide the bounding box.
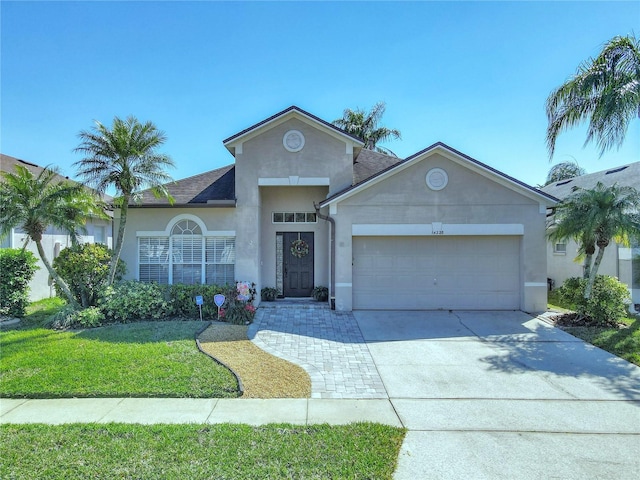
[541,161,640,200]
[223,105,364,145]
[353,149,401,184]
[0,153,113,204]
[131,164,235,206]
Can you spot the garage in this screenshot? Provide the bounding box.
[352,236,521,310]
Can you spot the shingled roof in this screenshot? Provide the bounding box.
[353,149,401,184]
[541,161,640,200]
[0,153,113,204]
[131,164,235,206]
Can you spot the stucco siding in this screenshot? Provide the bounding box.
[119,207,239,282]
[259,186,329,293]
[235,118,353,198]
[331,153,548,312]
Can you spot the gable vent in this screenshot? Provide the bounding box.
[606,166,628,175]
[556,179,572,186]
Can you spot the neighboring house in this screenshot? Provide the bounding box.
[542,162,640,311]
[118,106,556,312]
[0,154,114,301]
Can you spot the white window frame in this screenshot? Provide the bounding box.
[137,214,235,285]
[553,242,567,255]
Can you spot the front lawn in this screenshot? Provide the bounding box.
[0,423,406,479]
[548,290,640,366]
[0,320,239,398]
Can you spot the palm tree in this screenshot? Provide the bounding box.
[549,182,640,298]
[546,34,640,158]
[0,165,106,307]
[74,116,175,285]
[543,161,586,186]
[333,101,402,156]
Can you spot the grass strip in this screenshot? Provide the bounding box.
[561,318,640,366]
[0,321,239,398]
[0,422,406,479]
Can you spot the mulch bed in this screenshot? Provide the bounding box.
[197,322,311,399]
[551,312,628,329]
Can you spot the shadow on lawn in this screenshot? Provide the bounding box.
[73,320,210,344]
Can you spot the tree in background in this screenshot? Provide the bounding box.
[333,101,402,156]
[544,161,586,186]
[0,165,106,307]
[548,182,640,298]
[74,116,175,285]
[546,34,640,158]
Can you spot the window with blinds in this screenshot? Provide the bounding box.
[138,237,170,284]
[205,237,235,285]
[138,220,235,285]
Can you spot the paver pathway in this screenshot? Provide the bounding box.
[248,302,387,399]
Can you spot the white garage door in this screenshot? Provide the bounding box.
[353,236,520,310]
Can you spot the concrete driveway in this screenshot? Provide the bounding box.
[353,310,640,480]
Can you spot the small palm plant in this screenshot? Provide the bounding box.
[0,165,106,307]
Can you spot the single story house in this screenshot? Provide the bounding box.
[0,154,114,301]
[118,106,556,312]
[541,161,639,311]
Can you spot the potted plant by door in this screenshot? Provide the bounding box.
[311,286,329,302]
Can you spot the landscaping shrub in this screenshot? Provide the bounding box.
[99,280,172,322]
[218,282,256,324]
[50,305,105,330]
[261,287,278,301]
[558,275,630,325]
[0,248,38,317]
[169,283,236,319]
[312,286,329,302]
[52,243,125,307]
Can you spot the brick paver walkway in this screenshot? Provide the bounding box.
[248,302,388,399]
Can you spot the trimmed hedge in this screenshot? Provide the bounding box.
[0,248,38,317]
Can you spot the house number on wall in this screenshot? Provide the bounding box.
[432,222,444,235]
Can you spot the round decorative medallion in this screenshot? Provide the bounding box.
[290,239,309,258]
[426,168,448,191]
[283,130,305,152]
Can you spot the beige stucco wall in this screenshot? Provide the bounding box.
[8,217,113,301]
[547,240,638,309]
[259,186,330,293]
[230,117,355,299]
[330,152,549,312]
[118,207,238,282]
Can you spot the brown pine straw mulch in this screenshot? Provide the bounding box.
[197,322,311,399]
[550,312,628,329]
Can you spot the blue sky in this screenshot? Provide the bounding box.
[2,1,639,189]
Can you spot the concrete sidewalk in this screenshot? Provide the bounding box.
[0,397,402,426]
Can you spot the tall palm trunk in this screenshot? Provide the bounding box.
[584,243,608,299]
[108,198,129,285]
[35,239,79,308]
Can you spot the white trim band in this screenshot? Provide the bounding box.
[352,223,524,236]
[258,177,330,186]
[524,282,548,287]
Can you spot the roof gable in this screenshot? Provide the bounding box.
[222,105,364,156]
[320,142,558,207]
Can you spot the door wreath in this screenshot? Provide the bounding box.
[290,239,309,258]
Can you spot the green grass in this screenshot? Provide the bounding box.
[0,320,239,398]
[0,423,406,479]
[548,291,640,366]
[561,319,640,366]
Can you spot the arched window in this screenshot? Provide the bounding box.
[138,216,235,285]
[171,220,203,284]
